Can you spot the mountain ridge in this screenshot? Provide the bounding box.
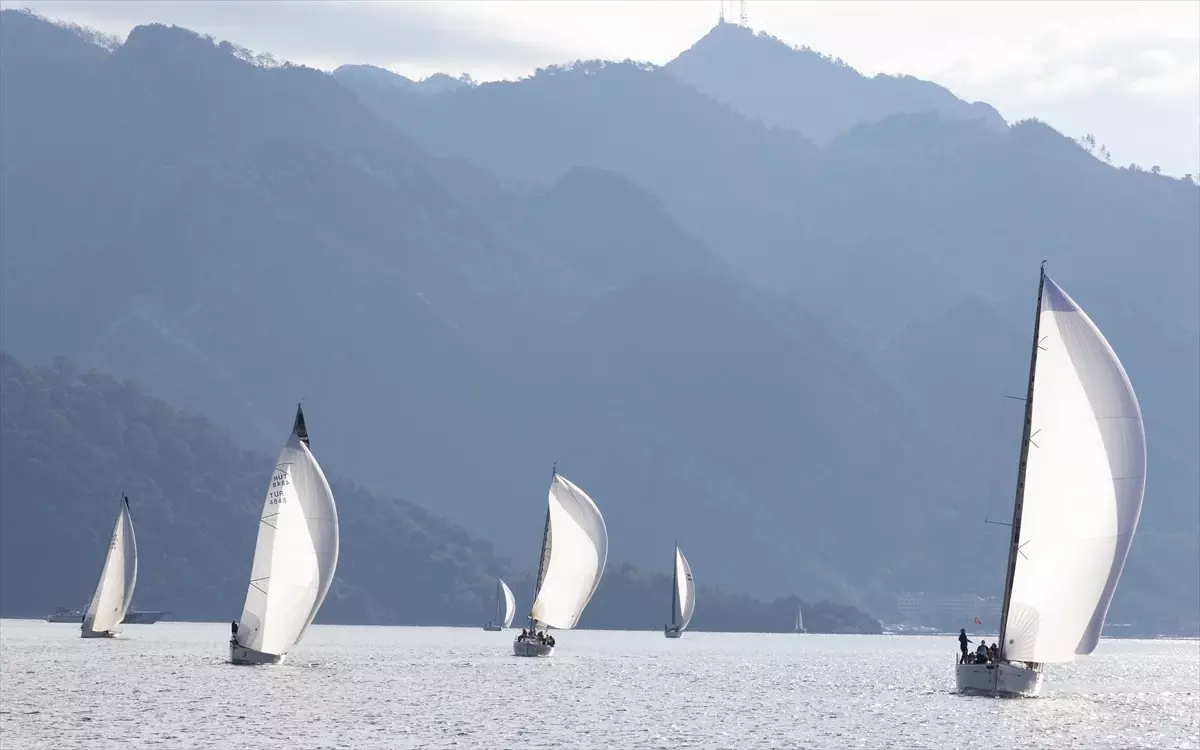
[665,20,1007,143]
[1,10,1195,633]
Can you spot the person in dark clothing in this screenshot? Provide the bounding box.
[989,642,1000,662]
[230,620,239,645]
[958,629,972,664]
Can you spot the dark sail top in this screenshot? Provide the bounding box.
[292,403,310,447]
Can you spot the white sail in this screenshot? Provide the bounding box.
[500,579,516,628]
[235,411,340,657]
[674,546,696,631]
[82,497,138,634]
[796,604,804,632]
[529,473,608,630]
[1002,277,1146,664]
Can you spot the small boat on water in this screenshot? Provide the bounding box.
[229,405,340,665]
[513,466,608,657]
[956,265,1147,698]
[45,606,167,624]
[663,544,695,639]
[483,578,516,631]
[80,495,138,638]
[793,602,806,634]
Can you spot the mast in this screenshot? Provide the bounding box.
[669,544,679,627]
[529,464,555,629]
[494,579,502,625]
[997,262,1047,660]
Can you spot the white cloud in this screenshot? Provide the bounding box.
[3,0,1197,175]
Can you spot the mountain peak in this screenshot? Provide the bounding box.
[666,23,1006,143]
[332,66,471,95]
[333,63,416,91]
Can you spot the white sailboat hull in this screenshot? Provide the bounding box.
[955,662,1043,697]
[80,628,119,639]
[229,641,285,666]
[513,640,554,657]
[664,626,683,639]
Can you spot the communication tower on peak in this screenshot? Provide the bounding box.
[718,0,725,24]
[740,0,748,27]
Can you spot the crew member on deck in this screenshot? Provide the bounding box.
[958,629,972,664]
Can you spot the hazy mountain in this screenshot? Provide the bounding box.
[333,35,1200,628]
[1,10,1195,632]
[332,64,471,95]
[0,351,510,624]
[665,20,1006,143]
[0,351,880,633]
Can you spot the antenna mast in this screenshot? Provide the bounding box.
[740,0,748,26]
[719,0,725,24]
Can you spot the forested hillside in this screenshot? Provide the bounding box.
[0,353,880,633]
[0,9,1194,632]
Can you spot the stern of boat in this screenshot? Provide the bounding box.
[513,640,554,657]
[80,628,119,639]
[956,662,1043,697]
[664,626,683,639]
[229,641,285,665]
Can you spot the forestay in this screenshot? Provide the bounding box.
[235,425,340,656]
[529,473,608,630]
[1003,277,1146,664]
[82,497,138,634]
[675,546,696,631]
[500,579,516,628]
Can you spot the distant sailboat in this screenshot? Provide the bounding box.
[794,602,806,634]
[483,578,516,631]
[664,545,695,638]
[81,496,137,639]
[230,405,340,665]
[956,266,1147,697]
[514,467,608,657]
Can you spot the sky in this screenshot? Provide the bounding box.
[4,0,1198,177]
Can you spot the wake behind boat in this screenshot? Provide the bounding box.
[483,578,516,631]
[229,405,340,665]
[80,496,138,639]
[956,266,1147,698]
[514,467,608,657]
[664,544,695,638]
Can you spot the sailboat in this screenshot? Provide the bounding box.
[513,467,608,657]
[230,405,340,665]
[793,602,806,634]
[483,578,516,631]
[956,265,1147,697]
[664,544,695,638]
[81,496,138,638]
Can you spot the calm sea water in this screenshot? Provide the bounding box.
[1,620,1197,749]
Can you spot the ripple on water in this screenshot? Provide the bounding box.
[0,622,1197,749]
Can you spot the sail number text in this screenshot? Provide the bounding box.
[269,471,290,504]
